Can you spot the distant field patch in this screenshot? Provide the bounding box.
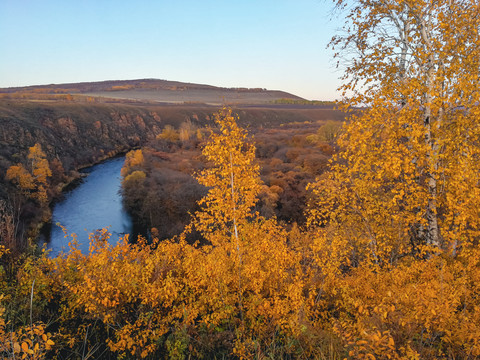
[83,88,298,105]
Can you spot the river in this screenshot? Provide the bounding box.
[44,156,133,257]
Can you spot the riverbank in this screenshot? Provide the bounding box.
[38,154,134,256]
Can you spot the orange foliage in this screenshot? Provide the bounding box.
[5,143,51,203]
[5,165,35,191]
[4,101,480,359]
[0,312,55,360]
[157,125,180,142]
[303,0,480,358]
[180,107,304,357]
[8,109,306,359]
[120,149,144,178]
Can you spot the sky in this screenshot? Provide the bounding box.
[0,0,344,100]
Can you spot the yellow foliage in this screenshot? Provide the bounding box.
[317,120,342,142]
[157,124,179,142]
[6,165,35,190]
[309,0,480,264]
[123,170,146,184]
[192,107,261,240]
[5,103,480,359]
[28,144,52,185]
[181,107,304,356]
[0,297,55,360]
[15,108,305,358]
[6,143,51,203]
[304,1,480,357]
[120,149,144,177]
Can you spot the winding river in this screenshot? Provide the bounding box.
[45,156,133,257]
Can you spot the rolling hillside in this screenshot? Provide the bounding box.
[0,79,341,242]
[0,78,306,105]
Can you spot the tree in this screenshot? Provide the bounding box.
[157,125,179,142]
[120,149,144,177]
[192,107,261,243]
[308,0,480,262]
[6,144,52,204]
[303,4,480,356]
[183,108,302,356]
[186,107,261,329]
[5,166,35,191]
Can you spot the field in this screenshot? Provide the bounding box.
[83,88,302,105]
[0,78,307,106]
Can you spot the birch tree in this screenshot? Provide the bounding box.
[309,0,480,262]
[185,108,302,356]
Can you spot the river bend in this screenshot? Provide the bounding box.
[46,157,132,257]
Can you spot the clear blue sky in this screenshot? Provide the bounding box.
[0,0,343,100]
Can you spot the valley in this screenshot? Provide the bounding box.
[0,79,345,252]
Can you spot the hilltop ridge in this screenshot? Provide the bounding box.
[0,78,306,106]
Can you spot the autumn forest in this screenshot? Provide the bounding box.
[2,1,480,359]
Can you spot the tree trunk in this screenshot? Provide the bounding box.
[423,65,440,249]
[420,15,441,249]
[424,121,440,248]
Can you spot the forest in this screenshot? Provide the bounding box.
[2,0,480,359]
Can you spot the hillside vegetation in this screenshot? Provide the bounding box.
[1,107,479,359]
[2,0,480,357]
[120,117,340,240]
[0,97,343,253]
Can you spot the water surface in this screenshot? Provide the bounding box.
[46,157,132,256]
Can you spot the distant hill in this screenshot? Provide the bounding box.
[0,79,306,106]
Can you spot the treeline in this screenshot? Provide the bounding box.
[1,108,479,359]
[272,98,336,106]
